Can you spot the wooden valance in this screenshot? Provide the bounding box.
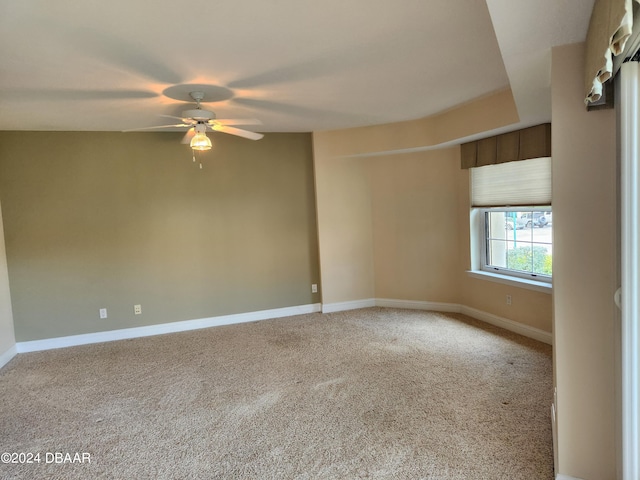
[460,123,551,169]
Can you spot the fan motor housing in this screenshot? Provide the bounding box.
[182,109,215,121]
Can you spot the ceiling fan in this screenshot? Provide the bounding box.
[125,91,264,152]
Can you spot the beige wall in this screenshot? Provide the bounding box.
[315,89,519,158]
[461,277,553,332]
[456,168,553,333]
[313,142,375,305]
[552,43,618,479]
[313,92,552,334]
[370,149,460,303]
[0,131,320,341]
[0,200,16,356]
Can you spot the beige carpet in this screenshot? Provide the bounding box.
[0,308,553,479]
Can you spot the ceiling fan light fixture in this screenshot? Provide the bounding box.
[190,123,211,151]
[190,131,212,151]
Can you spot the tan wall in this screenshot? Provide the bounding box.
[0,200,16,356]
[313,92,552,335]
[0,131,320,341]
[313,137,375,305]
[461,277,552,331]
[456,168,553,333]
[315,89,519,158]
[551,43,618,479]
[370,149,460,303]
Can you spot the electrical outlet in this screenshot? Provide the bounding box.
[506,295,512,305]
[311,284,318,293]
[99,308,108,319]
[134,304,142,315]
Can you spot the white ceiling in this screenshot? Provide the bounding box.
[0,0,594,134]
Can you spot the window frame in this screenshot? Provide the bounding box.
[479,206,553,284]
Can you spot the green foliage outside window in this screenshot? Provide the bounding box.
[507,246,552,276]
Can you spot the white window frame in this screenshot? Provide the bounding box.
[479,206,553,284]
[619,60,639,480]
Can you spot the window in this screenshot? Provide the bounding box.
[469,157,552,286]
[482,208,552,282]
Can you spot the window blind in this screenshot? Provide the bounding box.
[471,157,552,207]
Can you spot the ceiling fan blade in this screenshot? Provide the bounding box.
[159,114,196,124]
[122,124,191,132]
[181,128,195,144]
[210,124,264,141]
[211,118,263,126]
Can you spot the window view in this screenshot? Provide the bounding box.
[484,209,552,280]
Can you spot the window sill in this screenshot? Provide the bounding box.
[466,270,552,294]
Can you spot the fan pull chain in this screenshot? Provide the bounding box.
[191,151,204,169]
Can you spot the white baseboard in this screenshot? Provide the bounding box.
[460,305,553,345]
[13,298,553,354]
[375,298,461,313]
[323,298,552,345]
[556,475,585,480]
[322,298,376,313]
[0,344,17,370]
[16,303,322,353]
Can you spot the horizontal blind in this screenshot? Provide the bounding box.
[471,157,552,207]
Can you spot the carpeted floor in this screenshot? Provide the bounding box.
[0,308,553,479]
